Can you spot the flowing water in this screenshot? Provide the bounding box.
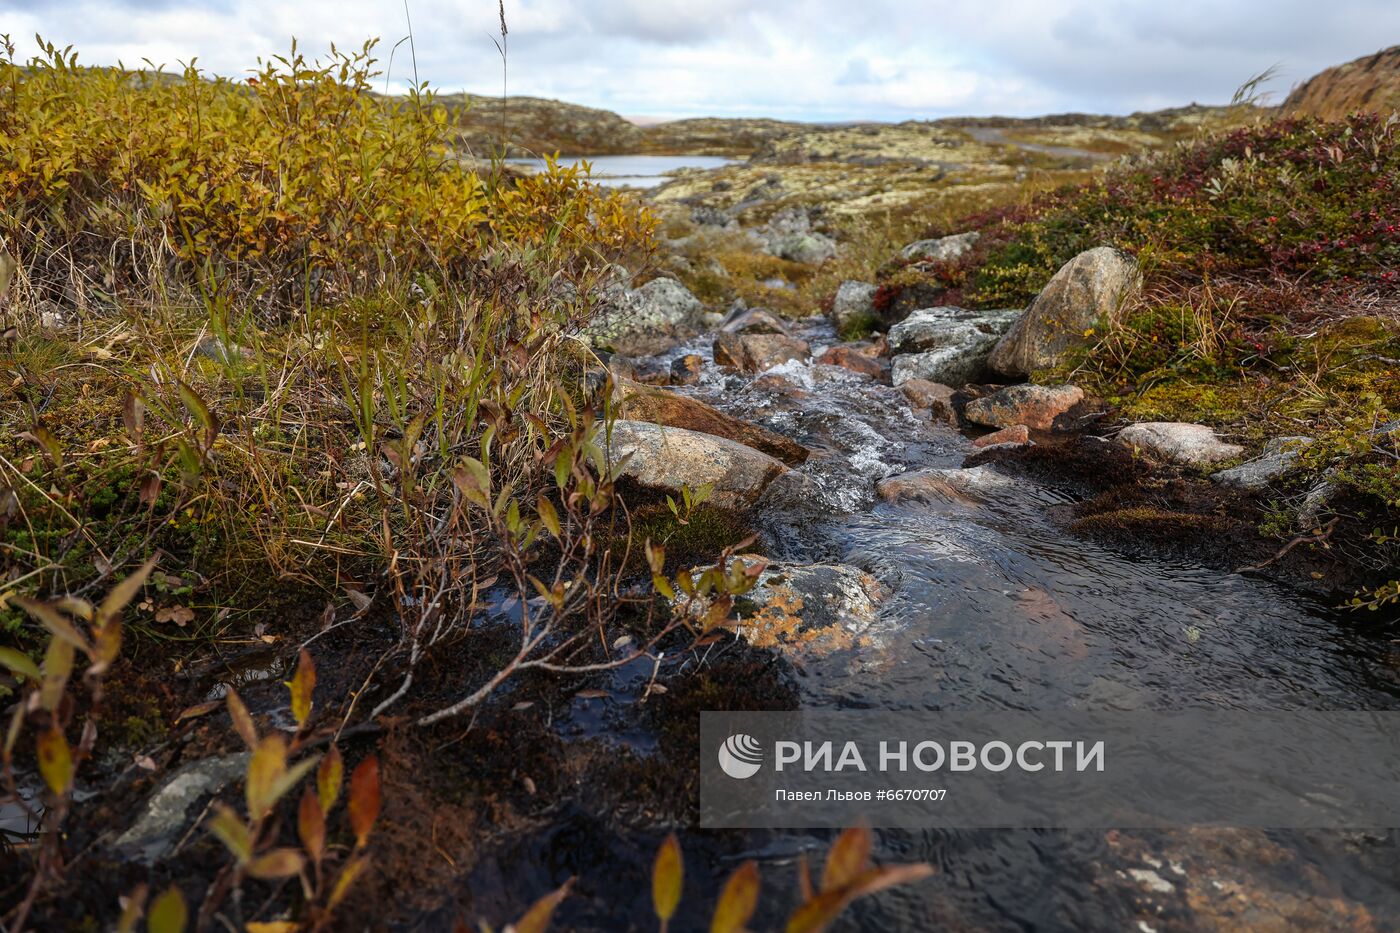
[614,320,1400,930]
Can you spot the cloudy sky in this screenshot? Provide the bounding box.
[5,1,1397,121]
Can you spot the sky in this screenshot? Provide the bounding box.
[4,1,1398,122]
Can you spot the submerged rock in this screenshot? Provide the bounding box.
[964,384,1084,431]
[988,247,1141,377]
[713,332,811,373]
[1211,436,1313,490]
[887,306,1020,386]
[900,231,980,263]
[831,280,878,334]
[1116,422,1244,466]
[114,754,250,863]
[586,277,705,356]
[607,420,788,509]
[725,559,889,656]
[876,465,1015,505]
[614,381,809,465]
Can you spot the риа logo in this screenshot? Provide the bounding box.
[718,734,764,779]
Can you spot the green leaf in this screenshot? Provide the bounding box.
[0,647,41,681]
[147,885,187,933]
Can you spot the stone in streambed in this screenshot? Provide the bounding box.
[607,420,789,509]
[972,424,1030,449]
[720,304,789,335]
[987,247,1141,378]
[713,332,810,373]
[964,384,1084,431]
[817,344,890,381]
[831,280,878,334]
[669,354,705,386]
[876,465,1015,505]
[899,378,957,423]
[1211,436,1313,490]
[887,306,1020,386]
[1116,422,1244,466]
[613,381,809,465]
[586,276,705,356]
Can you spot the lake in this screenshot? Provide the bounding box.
[505,154,734,188]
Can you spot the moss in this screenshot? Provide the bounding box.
[624,501,758,572]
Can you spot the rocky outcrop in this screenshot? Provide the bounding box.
[900,231,979,263]
[964,384,1084,431]
[586,277,705,356]
[1211,436,1313,490]
[614,382,809,465]
[1116,422,1244,466]
[887,306,1020,386]
[713,332,811,373]
[751,208,837,264]
[1282,46,1400,121]
[987,248,1141,377]
[606,421,788,509]
[831,280,878,334]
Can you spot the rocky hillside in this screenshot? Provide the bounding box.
[440,93,645,156]
[1283,46,1400,120]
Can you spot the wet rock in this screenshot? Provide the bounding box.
[586,276,705,356]
[669,354,704,386]
[721,305,789,335]
[899,378,957,423]
[751,373,810,399]
[1211,436,1313,490]
[964,384,1084,431]
[752,207,838,264]
[887,307,1020,386]
[972,424,1030,448]
[607,420,789,509]
[614,381,810,466]
[831,280,878,334]
[876,465,1015,505]
[900,231,979,263]
[1116,422,1244,466]
[817,344,889,381]
[114,754,249,863]
[988,247,1141,377]
[723,559,889,656]
[713,332,811,373]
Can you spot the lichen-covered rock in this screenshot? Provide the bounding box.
[876,465,1015,505]
[987,247,1141,377]
[887,307,1020,386]
[1211,436,1313,490]
[713,332,811,373]
[614,382,809,465]
[721,559,890,657]
[831,280,878,334]
[900,231,979,263]
[606,420,788,509]
[115,754,250,863]
[1116,422,1244,466]
[964,384,1084,431]
[585,277,705,356]
[752,207,838,264]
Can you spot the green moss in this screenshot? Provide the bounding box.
[625,502,757,572]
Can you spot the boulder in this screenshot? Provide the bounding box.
[1116,422,1244,466]
[1211,436,1313,491]
[669,354,704,386]
[713,332,811,373]
[899,378,957,423]
[964,384,1084,431]
[887,306,1020,386]
[900,231,980,263]
[817,344,890,381]
[876,465,1015,505]
[586,277,705,356]
[753,208,838,264]
[972,424,1031,449]
[606,421,788,509]
[988,247,1141,377]
[831,280,878,334]
[614,382,810,465]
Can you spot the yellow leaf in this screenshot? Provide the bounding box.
[36,727,73,795]
[287,648,316,728]
[98,554,159,628]
[247,847,306,880]
[0,647,40,681]
[147,886,187,933]
[246,734,288,820]
[206,803,252,864]
[328,855,370,909]
[820,826,871,893]
[40,638,75,712]
[514,879,573,933]
[298,787,325,863]
[710,861,759,933]
[652,833,683,926]
[225,689,258,748]
[317,744,343,813]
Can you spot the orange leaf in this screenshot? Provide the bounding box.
[246,848,307,880]
[820,826,871,893]
[287,648,316,728]
[652,833,684,926]
[225,689,258,748]
[298,788,325,864]
[317,744,343,813]
[710,860,759,933]
[246,734,288,820]
[514,878,573,933]
[347,754,381,848]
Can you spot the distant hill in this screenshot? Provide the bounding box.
[1284,46,1400,120]
[439,94,645,157]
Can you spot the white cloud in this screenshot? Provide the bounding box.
[6,0,1398,120]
